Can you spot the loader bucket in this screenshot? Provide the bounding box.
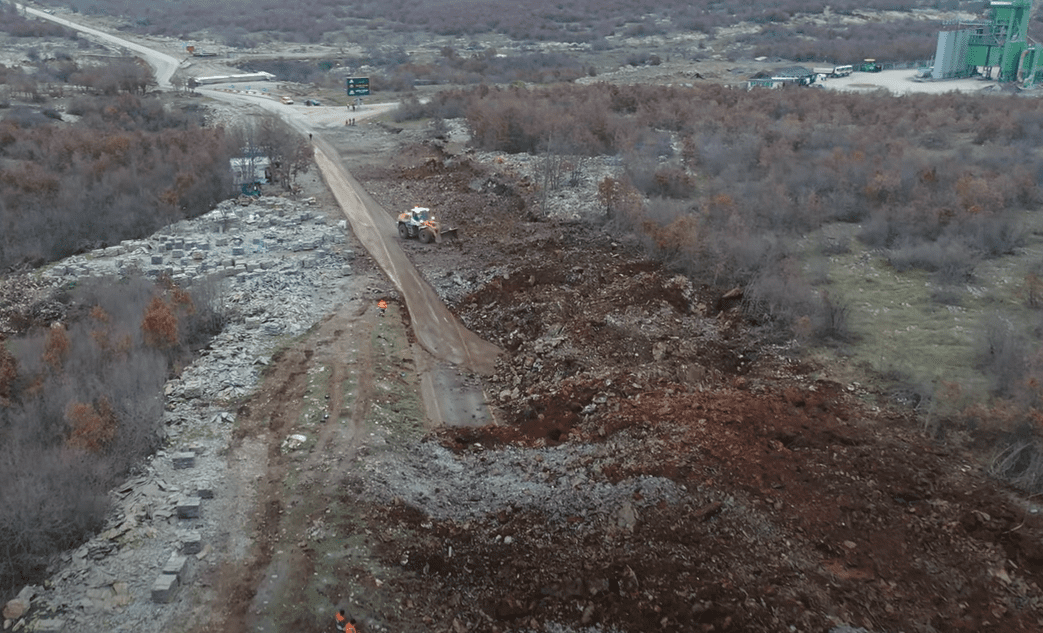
[440,227,459,241]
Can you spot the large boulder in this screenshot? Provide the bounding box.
[2,598,27,620]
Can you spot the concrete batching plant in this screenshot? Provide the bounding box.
[931,0,1043,86]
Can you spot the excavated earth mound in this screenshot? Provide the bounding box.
[350,139,1043,633]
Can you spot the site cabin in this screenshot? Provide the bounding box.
[832,64,854,77]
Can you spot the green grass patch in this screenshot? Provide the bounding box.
[810,212,1043,404]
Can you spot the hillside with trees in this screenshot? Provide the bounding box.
[33,0,1005,62]
[0,49,236,594]
[0,62,236,269]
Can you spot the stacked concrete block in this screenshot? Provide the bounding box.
[180,531,203,555]
[176,497,201,519]
[162,553,188,578]
[150,573,178,604]
[172,452,196,469]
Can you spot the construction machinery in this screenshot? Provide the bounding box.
[860,58,883,72]
[397,206,457,244]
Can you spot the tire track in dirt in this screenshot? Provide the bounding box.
[312,138,500,376]
[207,302,390,633]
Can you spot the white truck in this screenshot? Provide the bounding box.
[813,65,853,78]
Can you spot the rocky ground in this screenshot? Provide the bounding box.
[0,176,391,633]
[332,125,1043,633]
[4,94,1043,633]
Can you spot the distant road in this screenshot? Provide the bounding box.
[22,4,501,379]
[14,3,180,88]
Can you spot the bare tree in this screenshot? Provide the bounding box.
[255,115,312,192]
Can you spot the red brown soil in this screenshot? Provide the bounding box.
[346,139,1043,632]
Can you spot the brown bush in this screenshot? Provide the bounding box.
[65,398,117,453]
[0,93,235,269]
[0,336,15,405]
[42,323,69,372]
[141,295,178,350]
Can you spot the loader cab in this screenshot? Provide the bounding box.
[412,207,431,222]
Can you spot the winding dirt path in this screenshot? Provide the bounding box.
[16,11,501,632]
[15,2,180,88]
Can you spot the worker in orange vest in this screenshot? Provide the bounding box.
[335,609,358,632]
[377,299,387,315]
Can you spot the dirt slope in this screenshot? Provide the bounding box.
[191,124,1043,633]
[340,136,1043,632]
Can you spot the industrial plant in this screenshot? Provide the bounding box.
[931,0,1043,85]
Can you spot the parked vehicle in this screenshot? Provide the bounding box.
[860,59,883,73]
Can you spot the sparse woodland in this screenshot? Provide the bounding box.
[0,51,237,593]
[0,275,224,597]
[0,74,237,268]
[404,82,1043,440]
[416,83,1041,289]
[34,0,1006,63]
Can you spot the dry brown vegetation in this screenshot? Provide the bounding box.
[0,87,237,269]
[0,276,224,597]
[400,82,1043,487]
[31,0,997,59]
[416,83,1042,285]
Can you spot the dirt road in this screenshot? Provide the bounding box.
[15,2,181,88]
[29,7,499,417]
[201,87,500,423]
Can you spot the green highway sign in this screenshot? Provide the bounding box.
[346,77,370,96]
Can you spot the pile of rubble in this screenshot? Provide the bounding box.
[5,195,364,633]
[43,196,351,288]
[360,439,684,528]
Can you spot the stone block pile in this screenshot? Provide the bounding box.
[42,196,349,290]
[22,195,364,633]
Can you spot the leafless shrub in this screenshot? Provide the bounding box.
[990,437,1043,494]
[817,235,850,256]
[930,286,964,306]
[975,313,1029,399]
[743,264,853,344]
[888,238,978,284]
[0,445,110,597]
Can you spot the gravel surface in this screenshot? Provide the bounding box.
[17,193,367,633]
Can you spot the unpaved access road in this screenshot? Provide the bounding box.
[14,2,180,88]
[27,6,500,423]
[198,86,500,426]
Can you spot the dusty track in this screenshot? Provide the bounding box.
[311,139,500,374]
[17,10,1043,633]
